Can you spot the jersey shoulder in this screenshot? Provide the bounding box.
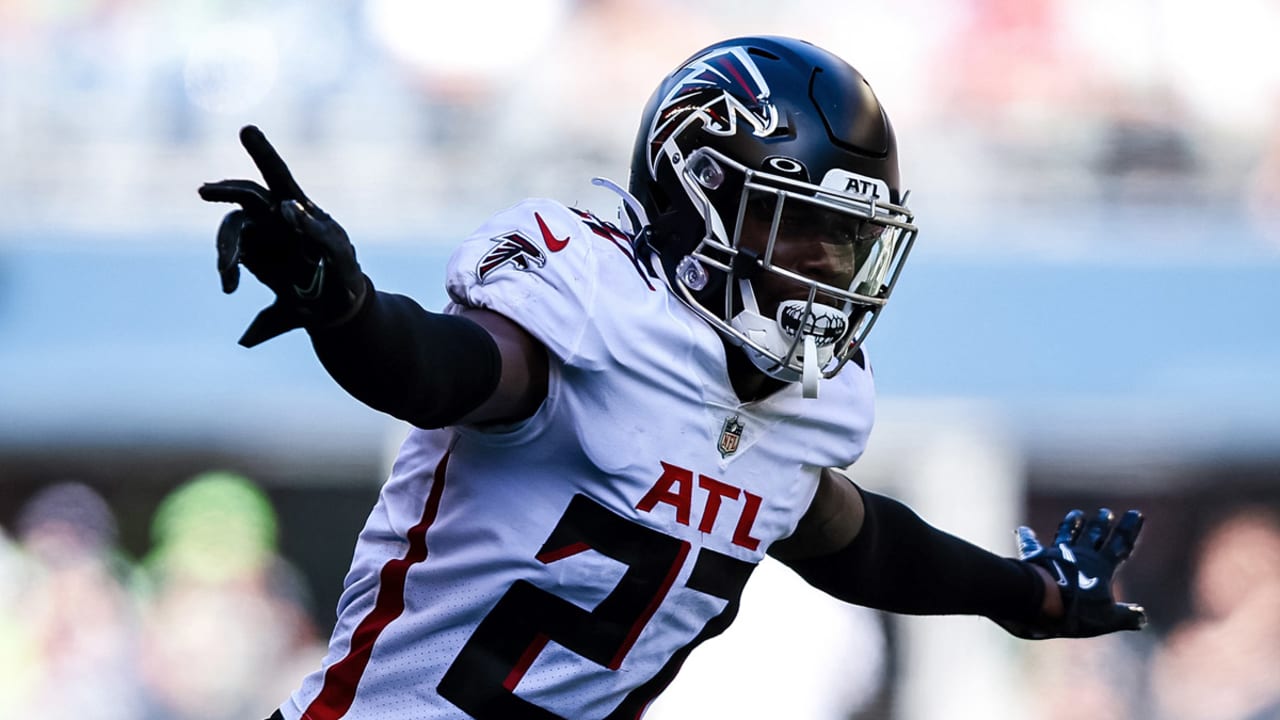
[445,198,663,369]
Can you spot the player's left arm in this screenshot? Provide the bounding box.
[768,469,1146,639]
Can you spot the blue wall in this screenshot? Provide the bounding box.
[3,223,1279,459]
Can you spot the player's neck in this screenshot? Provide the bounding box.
[724,341,787,403]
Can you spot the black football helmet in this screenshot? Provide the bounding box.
[623,36,917,396]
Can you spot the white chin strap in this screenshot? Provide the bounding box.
[729,279,846,399]
[802,336,820,398]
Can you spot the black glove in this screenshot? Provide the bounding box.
[198,125,366,347]
[997,508,1147,639]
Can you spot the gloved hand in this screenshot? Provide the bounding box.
[997,508,1147,639]
[199,125,366,347]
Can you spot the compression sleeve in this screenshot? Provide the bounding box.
[783,485,1045,622]
[306,277,503,429]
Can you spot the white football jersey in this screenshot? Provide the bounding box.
[280,198,877,720]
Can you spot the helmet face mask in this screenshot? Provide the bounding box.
[627,36,919,395]
[676,147,916,389]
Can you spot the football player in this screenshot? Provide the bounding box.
[200,36,1147,720]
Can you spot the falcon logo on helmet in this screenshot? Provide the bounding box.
[477,231,546,282]
[647,47,778,177]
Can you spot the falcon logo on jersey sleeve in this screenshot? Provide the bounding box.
[477,230,546,282]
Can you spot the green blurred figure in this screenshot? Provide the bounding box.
[138,471,323,720]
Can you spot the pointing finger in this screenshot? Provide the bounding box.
[239,125,308,202]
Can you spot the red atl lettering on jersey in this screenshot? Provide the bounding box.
[635,461,763,551]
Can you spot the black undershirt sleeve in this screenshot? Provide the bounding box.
[305,277,504,429]
[783,485,1045,623]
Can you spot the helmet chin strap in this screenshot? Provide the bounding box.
[730,279,825,399]
[802,336,820,399]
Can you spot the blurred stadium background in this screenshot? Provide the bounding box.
[2,1,1280,718]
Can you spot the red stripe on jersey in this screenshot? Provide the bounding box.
[608,540,690,670]
[302,449,453,720]
[503,632,551,691]
[535,541,590,564]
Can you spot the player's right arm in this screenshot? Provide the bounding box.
[199,125,549,428]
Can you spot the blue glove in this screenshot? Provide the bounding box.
[998,508,1147,639]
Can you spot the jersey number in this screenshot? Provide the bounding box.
[438,493,753,719]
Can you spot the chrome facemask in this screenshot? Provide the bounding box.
[666,147,918,398]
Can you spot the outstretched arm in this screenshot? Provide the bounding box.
[770,469,1051,622]
[308,297,548,428]
[200,126,549,428]
[770,470,1144,638]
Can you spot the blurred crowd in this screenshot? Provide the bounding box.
[0,475,326,720]
[2,473,1279,720]
[0,0,1277,248]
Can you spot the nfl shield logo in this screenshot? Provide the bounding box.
[718,415,745,457]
